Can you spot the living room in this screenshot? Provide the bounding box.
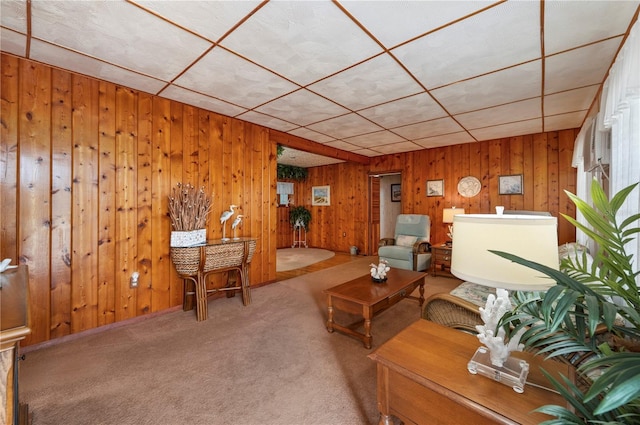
[1,1,639,424]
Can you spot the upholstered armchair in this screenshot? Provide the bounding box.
[378,214,432,272]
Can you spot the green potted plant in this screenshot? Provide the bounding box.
[495,180,640,424]
[289,206,311,231]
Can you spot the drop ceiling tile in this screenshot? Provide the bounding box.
[219,1,382,85]
[132,0,262,42]
[392,117,464,140]
[469,119,542,141]
[351,148,381,157]
[544,111,586,132]
[341,0,497,48]
[324,140,362,151]
[236,111,299,132]
[393,1,540,89]
[544,85,599,116]
[455,98,541,130]
[288,128,336,144]
[174,48,298,109]
[342,131,405,149]
[0,0,27,32]
[431,60,541,115]
[373,141,424,154]
[414,132,475,149]
[0,28,26,56]
[31,1,212,81]
[278,147,344,168]
[545,38,622,94]
[307,114,383,140]
[161,85,247,117]
[256,89,349,127]
[30,40,167,94]
[308,54,423,111]
[358,93,448,128]
[544,0,639,55]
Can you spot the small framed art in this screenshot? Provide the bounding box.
[499,174,523,195]
[312,185,330,206]
[391,184,401,202]
[426,179,444,197]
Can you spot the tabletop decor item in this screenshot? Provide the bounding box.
[370,259,390,283]
[168,183,212,247]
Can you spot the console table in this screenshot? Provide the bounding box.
[1,265,31,425]
[170,238,256,321]
[369,320,570,425]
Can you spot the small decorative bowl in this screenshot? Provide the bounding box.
[371,276,388,283]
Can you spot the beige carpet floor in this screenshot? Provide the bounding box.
[19,258,460,425]
[276,248,335,272]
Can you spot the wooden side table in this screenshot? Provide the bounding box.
[431,242,454,277]
[368,320,569,425]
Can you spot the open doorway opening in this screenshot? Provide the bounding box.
[369,172,401,255]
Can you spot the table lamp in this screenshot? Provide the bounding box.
[442,207,465,245]
[450,212,558,393]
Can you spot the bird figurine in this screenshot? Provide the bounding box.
[220,204,237,240]
[232,215,244,240]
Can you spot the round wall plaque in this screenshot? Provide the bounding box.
[457,176,481,197]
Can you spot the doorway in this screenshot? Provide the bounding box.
[369,172,402,255]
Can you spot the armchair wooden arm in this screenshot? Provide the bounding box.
[412,241,431,271]
[378,238,395,247]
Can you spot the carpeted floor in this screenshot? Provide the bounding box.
[276,247,335,272]
[19,258,460,425]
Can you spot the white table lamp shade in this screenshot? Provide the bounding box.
[451,214,559,291]
[443,207,465,223]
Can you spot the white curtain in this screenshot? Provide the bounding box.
[574,19,640,286]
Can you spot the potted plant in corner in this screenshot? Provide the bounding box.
[495,180,640,424]
[289,205,311,231]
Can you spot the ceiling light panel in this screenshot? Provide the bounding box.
[174,48,298,109]
[341,0,498,49]
[544,0,640,55]
[219,1,382,86]
[393,1,540,89]
[131,0,262,42]
[308,54,423,111]
[31,1,212,82]
[431,60,541,115]
[256,89,349,127]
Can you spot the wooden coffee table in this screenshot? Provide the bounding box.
[323,268,427,348]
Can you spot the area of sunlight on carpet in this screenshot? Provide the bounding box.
[276,248,335,271]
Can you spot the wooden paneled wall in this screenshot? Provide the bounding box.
[368,131,578,247]
[1,55,277,345]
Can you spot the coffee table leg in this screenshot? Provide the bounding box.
[326,295,334,333]
[419,279,425,306]
[363,306,373,349]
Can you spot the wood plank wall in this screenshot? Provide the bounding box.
[1,55,277,345]
[2,54,577,345]
[294,130,577,255]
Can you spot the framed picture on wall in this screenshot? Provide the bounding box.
[312,185,330,206]
[499,174,523,195]
[426,179,444,197]
[391,184,401,202]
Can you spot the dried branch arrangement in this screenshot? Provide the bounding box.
[168,183,212,231]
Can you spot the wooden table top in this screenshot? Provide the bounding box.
[323,268,426,306]
[369,319,570,424]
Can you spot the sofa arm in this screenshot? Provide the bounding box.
[378,238,395,248]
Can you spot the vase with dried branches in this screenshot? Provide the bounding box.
[168,183,212,247]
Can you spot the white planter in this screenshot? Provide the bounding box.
[170,229,206,247]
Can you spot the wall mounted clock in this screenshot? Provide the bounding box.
[457,176,481,198]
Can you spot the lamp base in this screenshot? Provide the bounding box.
[467,346,529,393]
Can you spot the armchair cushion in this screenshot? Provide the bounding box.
[395,235,418,247]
